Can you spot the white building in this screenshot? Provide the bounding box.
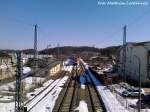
[118,41,150,85]
[22,54,53,64]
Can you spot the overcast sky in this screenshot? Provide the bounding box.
[0,0,150,50]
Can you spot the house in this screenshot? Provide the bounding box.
[118,41,150,85]
[0,52,14,80]
[0,52,12,69]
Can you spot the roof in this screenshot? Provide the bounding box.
[0,52,11,58]
[127,41,150,46]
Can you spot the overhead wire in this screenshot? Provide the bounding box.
[99,7,150,47]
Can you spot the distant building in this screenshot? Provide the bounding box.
[0,52,12,69]
[22,54,53,64]
[118,41,150,85]
[0,52,14,80]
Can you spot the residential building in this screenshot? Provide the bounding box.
[0,52,14,80]
[118,41,150,85]
[0,53,12,67]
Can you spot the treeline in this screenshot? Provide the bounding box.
[100,46,121,56]
[39,46,100,55]
[0,46,121,56]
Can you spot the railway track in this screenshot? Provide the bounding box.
[53,63,105,112]
[80,62,106,112]
[86,75,105,112]
[25,71,69,111]
[69,73,80,111]
[25,71,66,105]
[53,66,79,112]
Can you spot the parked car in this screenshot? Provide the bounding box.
[136,94,150,108]
[122,88,145,97]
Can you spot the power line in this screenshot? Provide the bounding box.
[0,16,33,27]
[126,8,150,27]
[99,8,150,47]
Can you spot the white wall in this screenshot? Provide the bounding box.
[119,43,150,84]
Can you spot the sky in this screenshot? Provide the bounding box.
[0,0,150,50]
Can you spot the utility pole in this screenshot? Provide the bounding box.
[134,55,141,112]
[122,25,128,109]
[57,43,60,59]
[15,51,23,112]
[33,24,38,85]
[123,25,127,82]
[34,24,38,71]
[46,44,51,58]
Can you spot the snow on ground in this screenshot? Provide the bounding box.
[75,100,89,112]
[62,65,73,72]
[0,79,53,112]
[23,67,31,74]
[0,81,15,91]
[0,96,13,101]
[81,59,150,112]
[62,59,74,72]
[23,77,45,90]
[27,76,68,112]
[43,80,53,87]
[80,59,129,112]
[111,84,150,112]
[26,87,45,100]
[81,85,85,89]
[87,69,129,112]
[0,77,45,99]
[142,109,150,112]
[0,102,14,112]
[26,79,53,100]
[0,76,68,112]
[0,77,45,92]
[0,63,69,112]
[25,79,60,109]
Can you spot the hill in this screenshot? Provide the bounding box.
[39,46,100,55]
[0,45,121,57]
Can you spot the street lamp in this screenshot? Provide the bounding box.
[133,55,141,112]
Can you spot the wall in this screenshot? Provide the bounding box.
[118,43,150,85]
[49,64,61,76]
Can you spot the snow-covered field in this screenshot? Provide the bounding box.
[0,102,14,112]
[0,75,69,112]
[26,80,53,102]
[28,76,68,112]
[0,61,73,112]
[0,77,48,112]
[0,77,45,93]
[23,77,45,91]
[0,76,45,104]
